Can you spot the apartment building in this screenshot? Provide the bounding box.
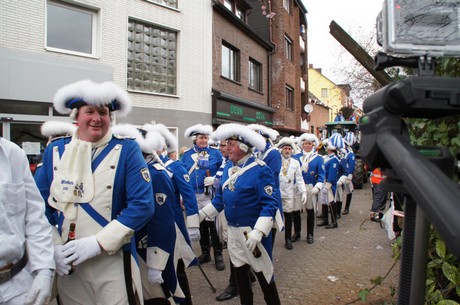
[0,0,212,156]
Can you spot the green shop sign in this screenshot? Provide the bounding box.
[216,100,273,125]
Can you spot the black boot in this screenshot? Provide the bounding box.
[336,201,342,219]
[316,205,329,226]
[306,209,315,244]
[325,202,338,229]
[284,212,293,249]
[215,253,225,271]
[197,251,211,264]
[343,193,352,214]
[234,264,253,305]
[291,210,301,242]
[255,272,281,305]
[177,259,193,305]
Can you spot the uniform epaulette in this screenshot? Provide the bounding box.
[255,158,266,166]
[113,134,135,140]
[49,135,72,143]
[153,163,165,171]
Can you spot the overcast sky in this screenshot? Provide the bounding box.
[302,0,383,83]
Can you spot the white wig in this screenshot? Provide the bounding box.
[247,124,279,141]
[211,123,266,152]
[184,124,213,139]
[53,80,132,117]
[276,137,296,149]
[41,121,76,138]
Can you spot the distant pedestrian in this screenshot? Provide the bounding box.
[370,167,388,222]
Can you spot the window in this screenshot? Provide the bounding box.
[224,0,233,10]
[46,1,98,56]
[127,19,177,95]
[147,0,177,9]
[284,36,293,62]
[249,58,262,92]
[283,0,291,14]
[236,6,245,20]
[321,88,328,98]
[286,86,294,110]
[222,42,240,82]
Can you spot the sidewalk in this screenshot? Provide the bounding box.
[187,183,400,305]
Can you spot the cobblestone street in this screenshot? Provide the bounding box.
[187,183,400,305]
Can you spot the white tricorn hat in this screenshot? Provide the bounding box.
[297,133,319,147]
[247,124,279,141]
[276,137,296,149]
[142,123,178,153]
[111,123,165,154]
[41,121,77,138]
[211,123,266,152]
[53,80,132,117]
[184,124,213,139]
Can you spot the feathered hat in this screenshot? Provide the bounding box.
[111,123,165,154]
[184,124,213,139]
[143,123,178,153]
[211,123,266,152]
[247,124,279,141]
[297,133,319,147]
[276,137,296,149]
[41,121,77,138]
[53,80,132,117]
[344,132,356,146]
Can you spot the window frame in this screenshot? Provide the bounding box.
[321,88,328,98]
[286,85,294,110]
[249,58,262,92]
[284,35,293,62]
[283,0,291,14]
[221,42,240,82]
[127,18,178,95]
[145,0,178,9]
[45,1,99,57]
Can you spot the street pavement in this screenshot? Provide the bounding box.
[186,183,400,305]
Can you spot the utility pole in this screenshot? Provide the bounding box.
[329,20,392,86]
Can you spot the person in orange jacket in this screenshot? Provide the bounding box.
[370,167,388,222]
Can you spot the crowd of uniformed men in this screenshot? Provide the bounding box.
[1,80,358,305]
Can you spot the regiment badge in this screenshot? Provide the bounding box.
[155,193,167,205]
[141,168,151,182]
[183,174,190,183]
[264,185,273,196]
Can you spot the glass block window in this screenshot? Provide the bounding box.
[128,19,177,95]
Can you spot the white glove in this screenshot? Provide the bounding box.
[204,176,215,187]
[54,244,71,276]
[301,192,307,205]
[24,269,53,305]
[62,236,101,266]
[311,187,320,195]
[325,182,332,190]
[188,227,201,242]
[347,174,353,183]
[245,229,263,253]
[148,268,164,284]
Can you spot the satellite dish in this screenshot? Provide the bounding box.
[304,104,313,113]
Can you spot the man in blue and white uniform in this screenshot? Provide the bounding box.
[293,133,324,244]
[34,80,155,305]
[181,124,224,270]
[342,132,357,215]
[200,123,281,305]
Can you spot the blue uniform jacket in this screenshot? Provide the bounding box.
[163,157,199,219]
[346,149,356,175]
[293,152,325,186]
[324,154,340,194]
[211,156,278,257]
[181,146,222,193]
[35,136,154,239]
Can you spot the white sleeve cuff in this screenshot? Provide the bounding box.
[347,174,353,180]
[147,246,170,270]
[96,220,134,255]
[314,182,323,190]
[201,203,219,220]
[339,175,348,184]
[254,216,274,236]
[186,214,200,228]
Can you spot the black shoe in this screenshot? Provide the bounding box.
[215,255,225,271]
[285,239,293,250]
[307,233,314,244]
[317,219,328,227]
[325,223,338,229]
[291,233,300,243]
[343,209,349,215]
[216,286,238,301]
[198,253,211,264]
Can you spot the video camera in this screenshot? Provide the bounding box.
[360,1,460,304]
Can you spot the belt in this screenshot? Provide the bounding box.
[0,252,28,284]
